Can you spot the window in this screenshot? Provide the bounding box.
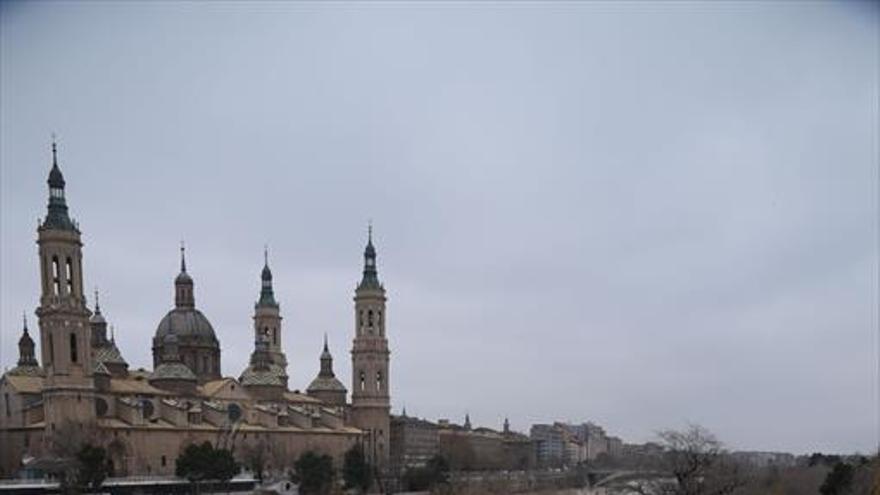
[376,371,383,391]
[359,311,364,328]
[360,371,366,391]
[65,257,74,295]
[69,333,78,363]
[52,256,60,295]
[202,356,208,373]
[368,310,374,328]
[161,455,167,467]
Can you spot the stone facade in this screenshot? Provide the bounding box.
[0,144,394,479]
[390,414,440,474]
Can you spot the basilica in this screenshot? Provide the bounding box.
[0,144,392,478]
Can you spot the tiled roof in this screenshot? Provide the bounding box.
[109,377,168,395]
[94,343,127,366]
[284,391,321,405]
[151,362,196,381]
[3,375,44,394]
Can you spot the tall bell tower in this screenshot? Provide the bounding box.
[35,139,95,431]
[255,247,286,368]
[350,226,391,469]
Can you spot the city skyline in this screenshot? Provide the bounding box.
[1,1,877,456]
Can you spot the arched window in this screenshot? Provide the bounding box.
[65,257,74,295]
[69,333,78,363]
[368,310,374,328]
[376,371,383,391]
[359,371,366,391]
[52,256,60,295]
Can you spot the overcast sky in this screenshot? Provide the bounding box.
[1,1,877,455]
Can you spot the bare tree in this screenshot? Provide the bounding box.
[623,424,746,495]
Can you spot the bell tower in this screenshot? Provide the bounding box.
[255,247,286,368]
[350,225,391,470]
[35,139,95,430]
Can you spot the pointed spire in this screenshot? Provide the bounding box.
[402,405,407,417]
[174,242,195,308]
[94,288,101,314]
[464,413,472,430]
[17,311,37,367]
[43,134,74,230]
[258,245,277,307]
[358,222,381,290]
[319,335,334,377]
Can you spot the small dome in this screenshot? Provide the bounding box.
[155,308,217,341]
[307,375,347,393]
[240,363,287,387]
[175,271,193,284]
[89,311,107,325]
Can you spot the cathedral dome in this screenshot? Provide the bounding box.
[155,308,217,341]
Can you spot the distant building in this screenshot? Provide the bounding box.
[437,417,535,471]
[731,451,796,468]
[390,413,439,473]
[531,424,565,468]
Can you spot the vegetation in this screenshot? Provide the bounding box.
[342,444,372,493]
[293,451,335,495]
[403,454,450,491]
[74,444,109,493]
[175,441,239,493]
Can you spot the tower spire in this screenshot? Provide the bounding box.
[17,311,38,367]
[358,223,381,290]
[258,246,277,307]
[174,243,195,308]
[94,287,101,314]
[43,135,75,231]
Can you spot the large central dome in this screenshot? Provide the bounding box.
[155,308,217,340]
[151,247,222,384]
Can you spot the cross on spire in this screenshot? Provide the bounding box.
[180,241,186,273]
[51,133,57,166]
